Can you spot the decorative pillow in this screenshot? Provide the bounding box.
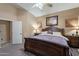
[47,30,53,34]
[52,32,62,36]
[40,31,47,35]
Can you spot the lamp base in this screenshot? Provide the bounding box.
[76,31,78,36]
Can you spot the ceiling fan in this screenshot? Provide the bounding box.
[32,3,53,10]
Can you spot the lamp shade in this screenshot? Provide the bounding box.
[32,23,40,29]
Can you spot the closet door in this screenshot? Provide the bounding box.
[0,25,7,47]
[11,21,22,44]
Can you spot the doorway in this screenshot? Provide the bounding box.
[0,20,22,48]
[11,21,22,44]
[0,20,10,47]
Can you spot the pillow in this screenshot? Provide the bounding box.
[40,31,47,35]
[53,32,62,36]
[47,30,53,34]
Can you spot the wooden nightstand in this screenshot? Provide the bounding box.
[64,35,79,48]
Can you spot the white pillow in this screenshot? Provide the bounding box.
[53,32,62,36]
[40,31,47,35]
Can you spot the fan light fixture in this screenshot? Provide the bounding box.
[32,3,44,10]
[32,3,53,10]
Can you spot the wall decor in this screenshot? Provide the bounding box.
[65,18,78,27]
[46,16,58,26]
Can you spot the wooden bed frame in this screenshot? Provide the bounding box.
[24,26,69,56]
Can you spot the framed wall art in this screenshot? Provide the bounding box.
[46,16,58,26]
[65,18,78,27]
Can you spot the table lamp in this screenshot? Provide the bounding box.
[75,26,79,36]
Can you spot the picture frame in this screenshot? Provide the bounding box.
[46,16,58,26]
[65,18,78,27]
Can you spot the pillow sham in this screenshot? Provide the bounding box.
[40,31,62,36]
[41,30,53,34]
[53,32,62,36]
[47,30,53,34]
[40,31,48,35]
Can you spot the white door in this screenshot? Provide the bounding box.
[11,21,22,44]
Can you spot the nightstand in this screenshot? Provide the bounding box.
[64,35,79,48]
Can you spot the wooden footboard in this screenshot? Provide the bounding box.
[24,38,69,56]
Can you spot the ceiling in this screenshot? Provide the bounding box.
[16,3,79,17]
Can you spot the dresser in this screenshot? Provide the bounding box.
[65,35,79,48]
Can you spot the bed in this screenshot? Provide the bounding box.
[24,26,69,56]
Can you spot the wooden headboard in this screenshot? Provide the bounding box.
[42,26,64,35]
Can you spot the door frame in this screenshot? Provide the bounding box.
[0,19,22,44]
